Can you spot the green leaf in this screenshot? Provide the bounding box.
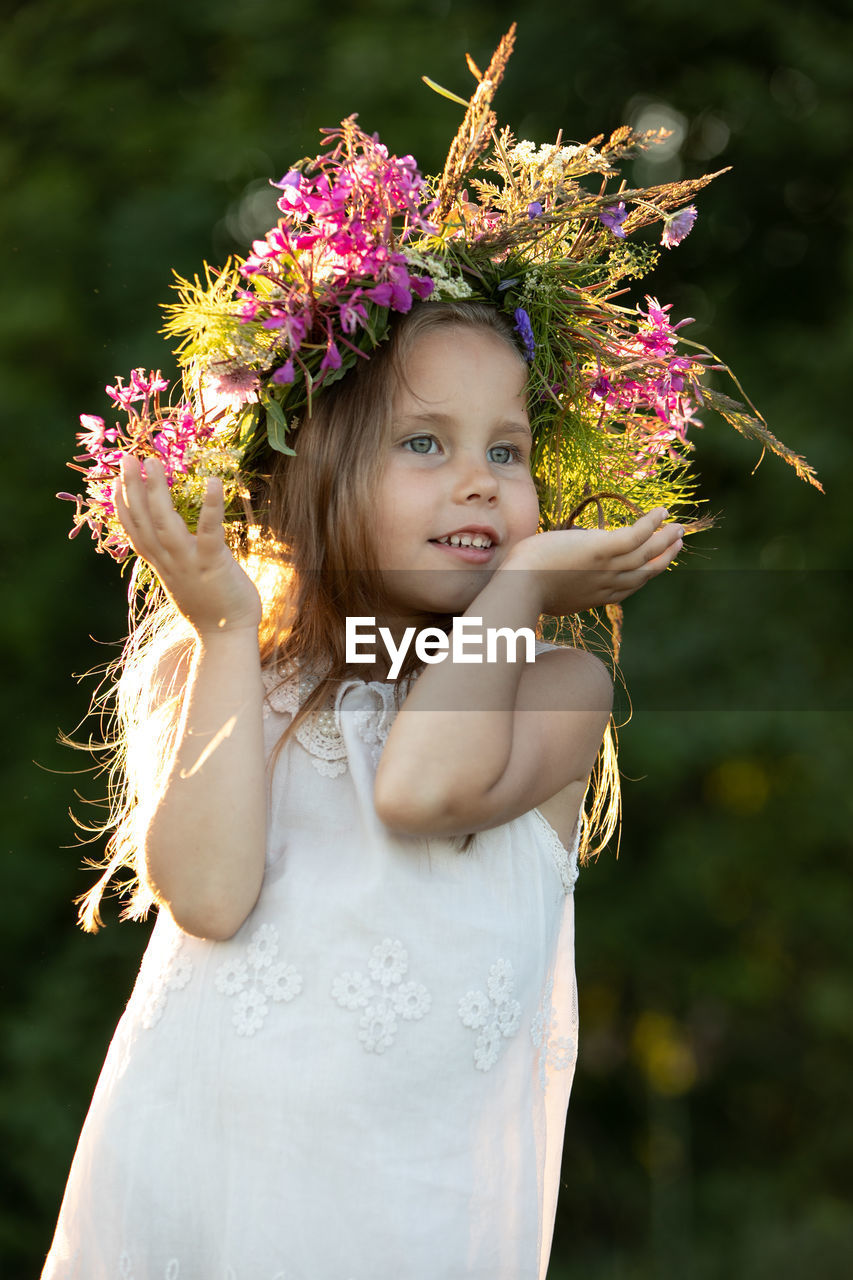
[262,394,296,455]
[421,76,470,108]
[312,349,358,393]
[235,403,261,449]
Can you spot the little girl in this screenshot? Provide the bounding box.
[45,299,680,1280]
[46,31,816,1280]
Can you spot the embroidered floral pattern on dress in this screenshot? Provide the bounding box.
[531,808,580,893]
[262,665,411,777]
[530,975,578,1090]
[261,665,348,777]
[458,958,522,1071]
[332,937,431,1053]
[138,932,193,1030]
[215,923,303,1036]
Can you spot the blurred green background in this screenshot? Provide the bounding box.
[3,0,851,1275]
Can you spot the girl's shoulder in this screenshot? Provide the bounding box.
[527,639,613,709]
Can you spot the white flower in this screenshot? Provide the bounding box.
[458,957,522,1070]
[233,988,268,1036]
[332,970,372,1010]
[474,1021,503,1071]
[395,981,432,1020]
[247,923,279,969]
[458,990,491,1029]
[487,958,515,1003]
[265,963,303,1002]
[401,248,473,301]
[215,957,248,997]
[216,925,302,1034]
[368,938,407,987]
[495,999,522,1038]
[508,139,604,178]
[333,938,431,1052]
[359,1000,398,1054]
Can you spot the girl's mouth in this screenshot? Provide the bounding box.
[434,532,493,549]
[429,530,498,563]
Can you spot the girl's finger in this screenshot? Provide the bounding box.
[608,531,683,600]
[644,533,683,573]
[117,454,182,561]
[115,456,149,542]
[612,519,682,571]
[141,458,187,541]
[195,478,226,547]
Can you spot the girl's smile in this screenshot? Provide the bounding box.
[428,523,499,563]
[374,324,540,623]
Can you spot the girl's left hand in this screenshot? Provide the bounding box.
[114,454,263,637]
[501,507,682,616]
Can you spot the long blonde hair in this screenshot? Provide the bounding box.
[74,301,620,930]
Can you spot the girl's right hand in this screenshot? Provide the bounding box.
[114,454,262,637]
[502,507,683,617]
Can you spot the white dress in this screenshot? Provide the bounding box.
[43,660,581,1280]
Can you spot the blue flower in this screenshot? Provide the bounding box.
[661,205,697,249]
[599,202,628,239]
[513,308,536,362]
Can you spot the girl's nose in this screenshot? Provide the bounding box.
[452,452,499,504]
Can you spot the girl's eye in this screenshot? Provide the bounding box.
[488,443,524,465]
[403,435,438,455]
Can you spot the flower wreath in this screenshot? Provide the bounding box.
[60,24,819,574]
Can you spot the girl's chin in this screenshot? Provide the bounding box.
[379,567,495,618]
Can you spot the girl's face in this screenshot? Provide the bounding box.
[373,325,540,626]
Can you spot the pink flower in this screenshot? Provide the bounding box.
[320,342,342,373]
[339,293,368,335]
[409,275,435,301]
[204,366,260,410]
[366,282,394,307]
[129,368,168,397]
[105,378,136,410]
[77,415,107,453]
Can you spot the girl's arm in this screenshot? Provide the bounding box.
[116,456,267,941]
[374,509,681,836]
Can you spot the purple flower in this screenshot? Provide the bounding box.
[661,205,697,249]
[513,308,536,363]
[274,169,302,186]
[366,282,394,307]
[272,359,295,385]
[527,201,543,219]
[339,294,368,335]
[320,342,342,374]
[599,202,628,239]
[409,275,435,301]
